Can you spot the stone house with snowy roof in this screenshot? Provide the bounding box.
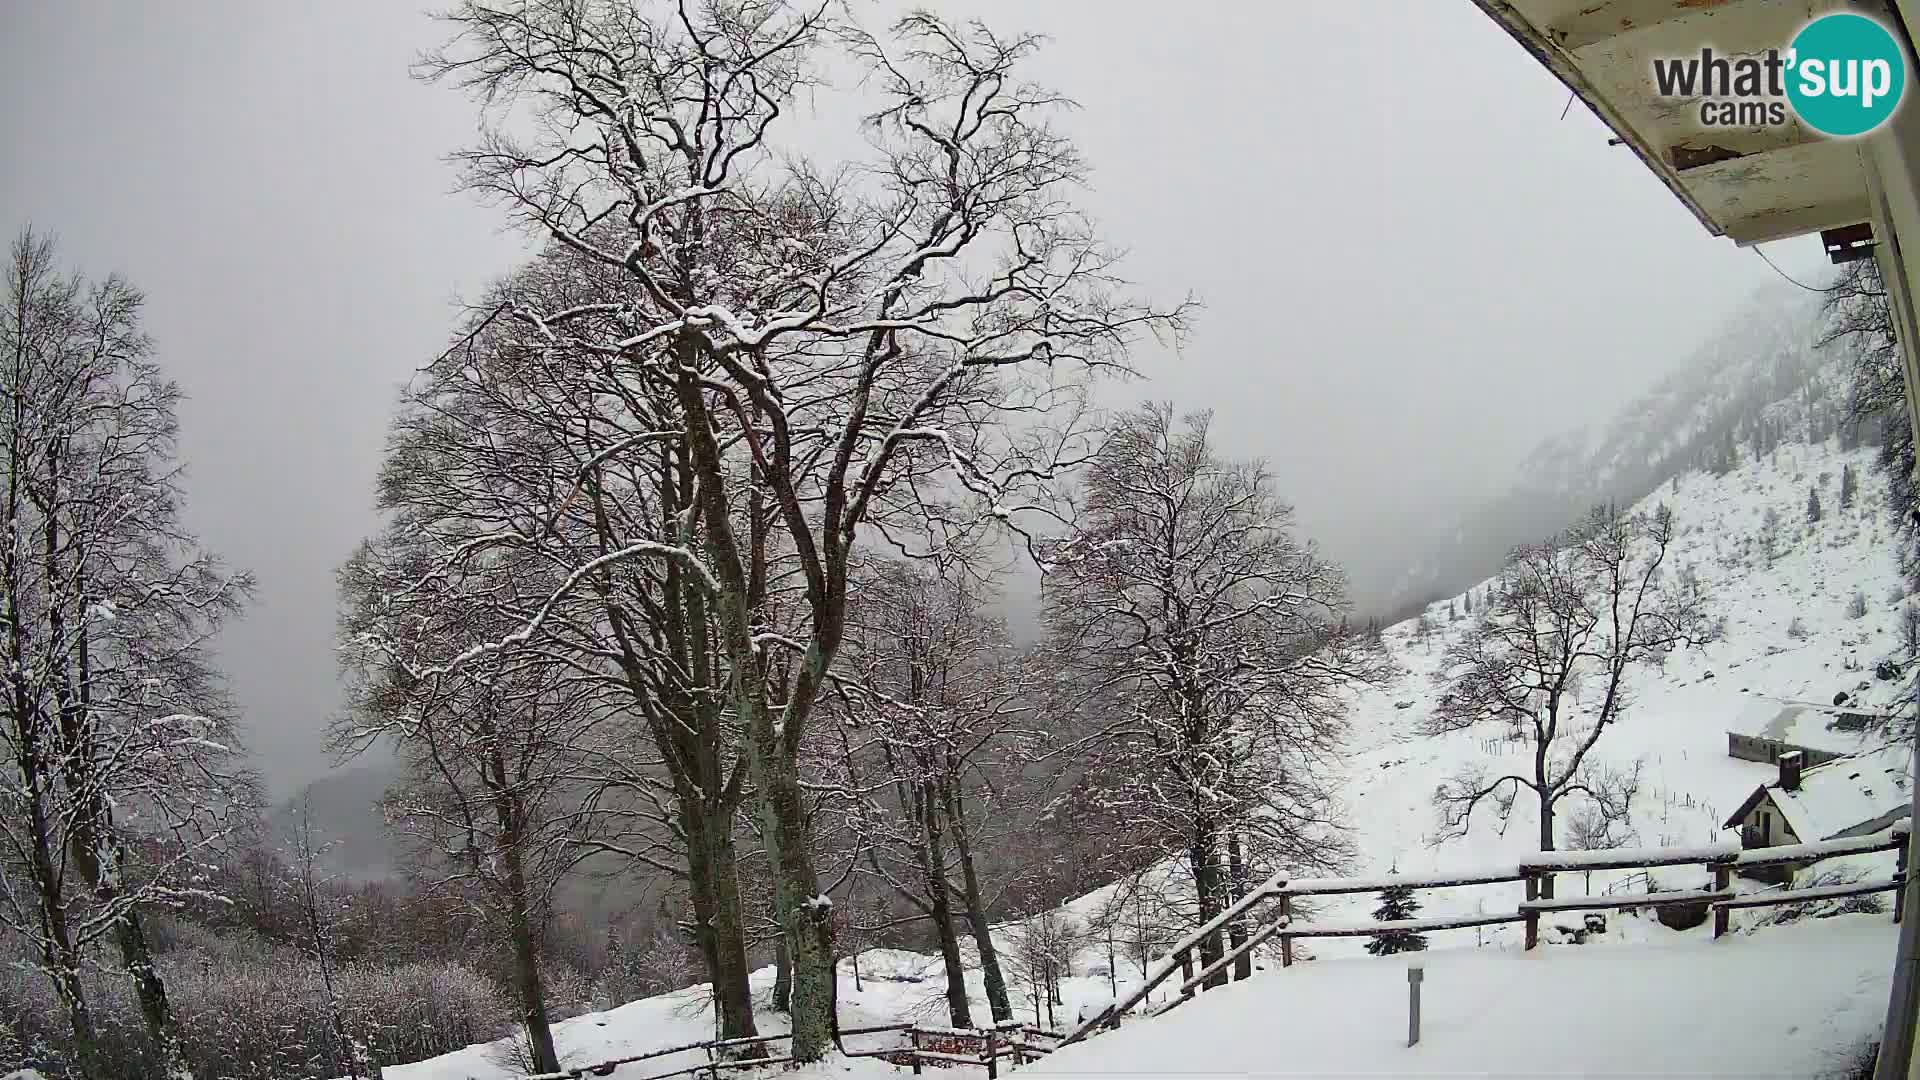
[1722,745,1913,883]
[1725,699,1872,770]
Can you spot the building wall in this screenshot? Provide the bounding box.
[1737,797,1800,848]
[1726,734,1843,767]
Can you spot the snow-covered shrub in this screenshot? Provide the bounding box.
[1753,868,1886,927]
[636,927,699,996]
[0,932,511,1080]
[1848,590,1870,619]
[540,962,594,1021]
[1789,617,1810,640]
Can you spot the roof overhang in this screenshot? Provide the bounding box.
[1472,0,1890,245]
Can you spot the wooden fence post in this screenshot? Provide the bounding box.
[1280,894,1294,968]
[985,1029,998,1080]
[1523,872,1539,950]
[1898,839,1910,925]
[1712,865,1731,939]
[911,1028,922,1076]
[1178,947,1193,986]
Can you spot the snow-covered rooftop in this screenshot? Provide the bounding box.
[1728,698,1875,756]
[1768,744,1914,843]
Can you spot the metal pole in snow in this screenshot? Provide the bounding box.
[1407,966,1423,1048]
[1875,718,1920,1080]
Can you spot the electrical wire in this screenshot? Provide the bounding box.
[1753,246,1833,293]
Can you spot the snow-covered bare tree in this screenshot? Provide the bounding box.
[1039,403,1382,988]
[284,799,368,1079]
[1008,908,1083,1029]
[0,227,256,1080]
[837,559,1034,1025]
[337,555,604,1077]
[344,251,772,1046]
[1429,503,1707,896]
[416,2,1183,1058]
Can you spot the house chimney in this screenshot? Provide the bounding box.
[1780,750,1805,792]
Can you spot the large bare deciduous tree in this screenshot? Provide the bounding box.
[837,560,1033,1026]
[1428,503,1709,896]
[1040,403,1380,988]
[340,254,771,1046]
[415,1,1182,1057]
[0,228,256,1080]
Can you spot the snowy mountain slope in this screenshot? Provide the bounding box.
[1516,282,1840,496]
[1314,437,1910,953]
[359,436,1911,1080]
[1379,279,1859,619]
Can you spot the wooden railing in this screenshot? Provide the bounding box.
[1060,822,1912,1047]
[521,825,1912,1075]
[523,1021,1065,1080]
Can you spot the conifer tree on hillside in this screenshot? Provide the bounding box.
[1841,463,1858,509]
[1367,877,1428,956]
[1808,484,1823,524]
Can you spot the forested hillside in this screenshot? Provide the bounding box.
[1375,275,1894,624]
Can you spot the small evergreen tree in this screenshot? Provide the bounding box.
[1366,879,1429,956]
[1760,507,1782,567]
[1841,463,1857,509]
[1807,484,1823,524]
[1463,590,1473,615]
[1448,599,1457,622]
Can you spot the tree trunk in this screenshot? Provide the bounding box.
[1105,920,1117,999]
[43,441,194,1079]
[1188,827,1227,989]
[917,782,971,1028]
[635,446,760,1046]
[1226,834,1252,981]
[505,886,561,1076]
[21,765,107,1080]
[492,762,559,1076]
[772,936,792,1013]
[1534,732,1556,899]
[1536,796,1557,900]
[683,800,758,1041]
[944,781,1012,1023]
[739,687,833,1058]
[47,938,106,1080]
[673,360,834,1062]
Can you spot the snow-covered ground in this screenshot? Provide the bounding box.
[1026,914,1895,1078]
[366,437,1912,1079]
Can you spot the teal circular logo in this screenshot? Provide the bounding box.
[1787,13,1906,137]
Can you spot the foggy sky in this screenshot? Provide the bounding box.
[1,1,1832,796]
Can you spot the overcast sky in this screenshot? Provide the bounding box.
[0,1,1830,797]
